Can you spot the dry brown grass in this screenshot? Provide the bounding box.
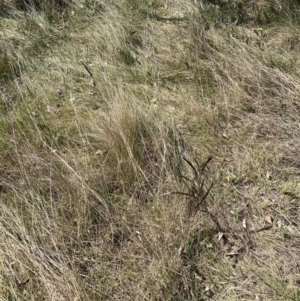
[1,0,300,300]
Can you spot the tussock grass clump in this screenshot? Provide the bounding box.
[0,51,19,83]
[91,101,174,195]
[200,0,300,26]
[12,0,70,19]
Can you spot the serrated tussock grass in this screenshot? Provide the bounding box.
[1,0,300,300]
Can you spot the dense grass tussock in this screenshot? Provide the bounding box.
[1,0,300,300]
[200,0,300,25]
[2,0,70,12]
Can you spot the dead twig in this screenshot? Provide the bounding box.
[80,60,108,105]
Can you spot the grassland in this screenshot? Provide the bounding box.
[1,0,300,300]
